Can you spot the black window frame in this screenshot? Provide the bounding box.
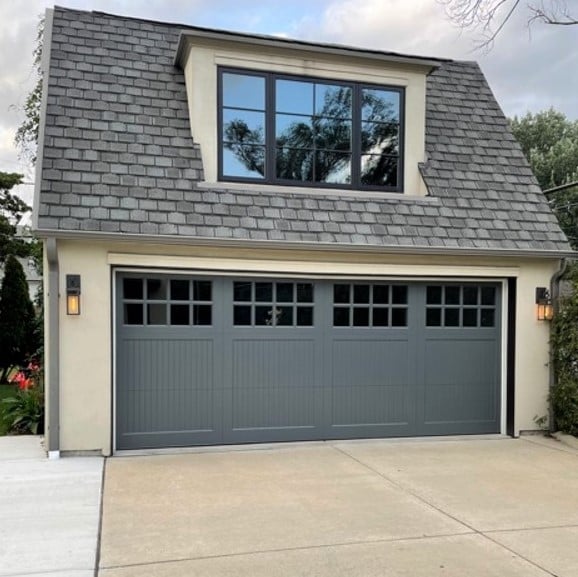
[218,67,405,193]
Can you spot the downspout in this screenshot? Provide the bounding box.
[549,257,568,433]
[46,238,60,458]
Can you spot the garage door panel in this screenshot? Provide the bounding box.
[231,339,319,431]
[423,338,500,429]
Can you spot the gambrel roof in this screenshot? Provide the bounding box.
[34,7,571,255]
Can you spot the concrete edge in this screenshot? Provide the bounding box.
[552,431,578,452]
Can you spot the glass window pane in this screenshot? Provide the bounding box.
[194,281,212,302]
[361,154,398,187]
[170,304,189,325]
[223,145,265,179]
[123,278,143,300]
[333,307,349,327]
[315,84,352,117]
[276,283,294,303]
[276,79,313,115]
[334,284,350,304]
[147,279,166,300]
[354,284,370,303]
[223,73,265,110]
[234,282,252,302]
[255,282,273,302]
[124,303,143,325]
[147,303,166,325]
[234,305,251,325]
[373,285,389,304]
[297,283,314,303]
[463,308,478,327]
[373,308,389,327]
[276,147,313,181]
[315,118,351,151]
[445,287,460,305]
[277,306,293,326]
[481,309,495,327]
[426,308,441,327]
[361,122,398,155]
[362,89,400,122]
[297,306,313,326]
[427,286,442,304]
[315,151,351,184]
[223,109,265,144]
[392,285,408,304]
[444,308,459,327]
[170,279,189,301]
[481,287,496,305]
[391,308,407,327]
[353,307,369,326]
[276,114,313,148]
[255,305,273,326]
[194,305,212,326]
[463,286,478,305]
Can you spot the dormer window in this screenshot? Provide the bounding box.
[218,68,404,192]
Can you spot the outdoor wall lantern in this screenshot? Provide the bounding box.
[66,274,81,316]
[536,287,553,321]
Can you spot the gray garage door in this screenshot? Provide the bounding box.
[116,274,501,450]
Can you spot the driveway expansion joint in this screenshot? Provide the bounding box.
[331,444,558,577]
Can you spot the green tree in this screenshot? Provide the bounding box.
[0,171,31,263]
[0,255,37,383]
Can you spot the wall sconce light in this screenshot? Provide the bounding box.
[66,274,81,316]
[536,287,553,321]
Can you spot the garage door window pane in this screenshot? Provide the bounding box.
[373,308,389,326]
[391,308,407,327]
[445,286,460,305]
[373,285,389,304]
[463,308,478,327]
[234,282,252,302]
[124,278,143,300]
[170,304,189,325]
[463,286,478,305]
[297,306,313,326]
[426,286,442,304]
[392,285,408,304]
[426,307,441,327]
[276,283,294,302]
[297,283,314,303]
[194,305,212,325]
[277,307,293,326]
[481,309,495,327]
[334,284,350,304]
[255,306,272,325]
[255,282,273,302]
[194,281,212,302]
[234,305,251,325]
[353,307,369,326]
[334,307,349,326]
[124,303,143,325]
[147,279,166,300]
[481,287,496,305]
[147,303,166,325]
[444,308,459,327]
[354,285,370,304]
[170,280,189,301]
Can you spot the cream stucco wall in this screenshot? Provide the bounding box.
[181,37,429,196]
[50,238,559,455]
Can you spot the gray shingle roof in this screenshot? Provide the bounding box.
[34,7,571,254]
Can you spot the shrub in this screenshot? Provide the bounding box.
[1,361,44,435]
[550,265,578,434]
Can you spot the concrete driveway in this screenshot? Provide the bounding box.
[98,436,578,576]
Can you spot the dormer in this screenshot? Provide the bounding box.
[174,30,444,197]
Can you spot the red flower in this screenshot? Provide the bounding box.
[10,371,33,391]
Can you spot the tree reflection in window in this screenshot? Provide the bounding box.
[221,70,401,189]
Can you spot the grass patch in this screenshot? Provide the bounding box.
[0,384,18,435]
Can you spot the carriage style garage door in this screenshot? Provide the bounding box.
[115,273,502,450]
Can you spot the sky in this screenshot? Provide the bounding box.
[1,0,577,209]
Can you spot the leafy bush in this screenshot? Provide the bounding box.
[1,362,44,435]
[551,265,578,435]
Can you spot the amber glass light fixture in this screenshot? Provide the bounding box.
[66,274,81,316]
[535,287,553,321]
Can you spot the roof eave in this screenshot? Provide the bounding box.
[33,228,576,260]
[173,29,447,71]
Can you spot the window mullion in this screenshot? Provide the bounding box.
[351,84,361,187]
[266,74,275,183]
